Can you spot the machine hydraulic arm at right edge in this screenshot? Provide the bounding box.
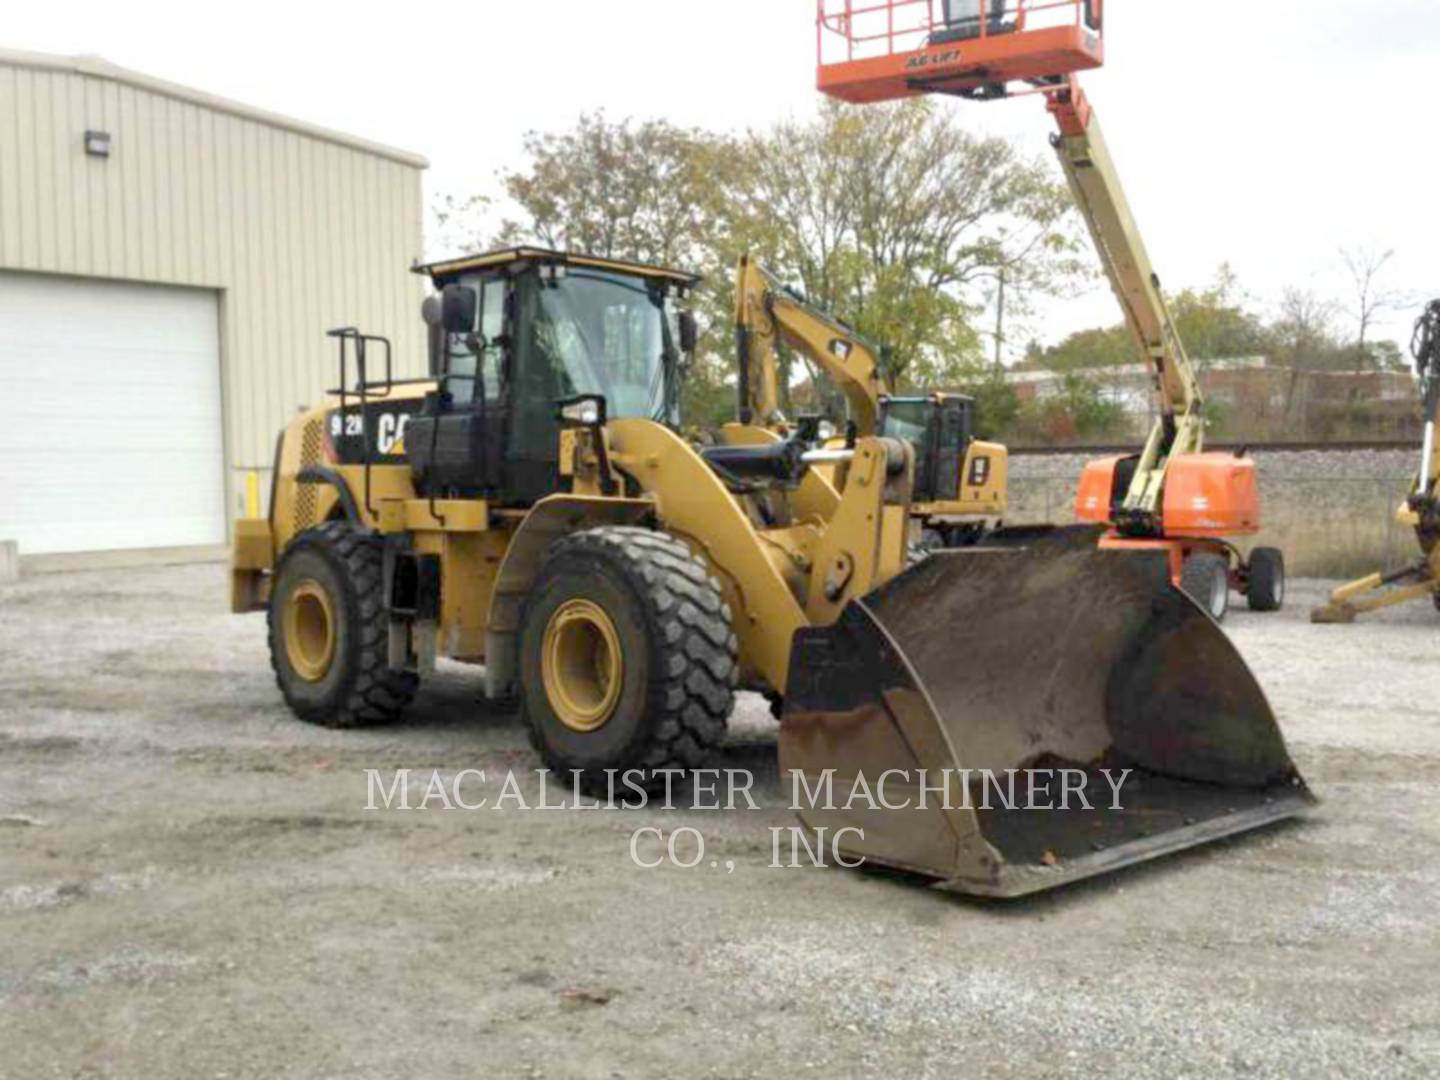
[1312,300,1440,622]
[1047,77,1202,534]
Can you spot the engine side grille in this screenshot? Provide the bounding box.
[294,418,323,530]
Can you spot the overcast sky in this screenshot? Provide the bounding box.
[8,0,1438,358]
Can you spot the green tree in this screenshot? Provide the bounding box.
[472,112,744,426]
[946,360,1019,439]
[1170,264,1269,365]
[1012,372,1129,445]
[1024,324,1131,371]
[434,103,1089,429]
[1034,264,1268,375]
[1365,338,1406,372]
[489,112,737,269]
[721,99,1086,399]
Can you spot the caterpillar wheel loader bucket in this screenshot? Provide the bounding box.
[780,526,1314,898]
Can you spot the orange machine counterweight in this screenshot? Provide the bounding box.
[1077,454,1260,539]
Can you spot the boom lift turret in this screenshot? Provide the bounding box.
[815,0,1285,621]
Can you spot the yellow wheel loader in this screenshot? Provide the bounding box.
[232,245,1313,897]
[729,260,1007,548]
[879,393,1006,547]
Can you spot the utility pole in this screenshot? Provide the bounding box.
[994,266,1006,368]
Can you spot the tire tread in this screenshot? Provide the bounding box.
[522,526,737,779]
[1247,546,1286,613]
[268,521,418,728]
[1180,551,1230,622]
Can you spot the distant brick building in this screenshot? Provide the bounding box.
[1006,357,1419,441]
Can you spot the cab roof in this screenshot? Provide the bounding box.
[415,246,701,287]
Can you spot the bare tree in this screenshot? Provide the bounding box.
[1340,246,1403,366]
[1273,288,1340,425]
[431,192,493,259]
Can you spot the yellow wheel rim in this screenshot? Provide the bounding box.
[541,599,624,733]
[284,579,337,682]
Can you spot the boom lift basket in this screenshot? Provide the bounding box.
[816,0,1103,103]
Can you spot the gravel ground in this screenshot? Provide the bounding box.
[1,562,1438,1078]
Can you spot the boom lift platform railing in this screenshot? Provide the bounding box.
[817,0,1102,103]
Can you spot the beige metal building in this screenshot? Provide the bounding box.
[0,48,426,559]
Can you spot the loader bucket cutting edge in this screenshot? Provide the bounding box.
[778,526,1315,898]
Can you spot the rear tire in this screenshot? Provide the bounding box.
[519,526,737,791]
[268,522,418,727]
[1246,547,1286,612]
[1180,551,1231,622]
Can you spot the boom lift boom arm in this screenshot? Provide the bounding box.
[1047,77,1201,529]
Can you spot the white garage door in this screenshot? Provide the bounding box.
[0,272,225,555]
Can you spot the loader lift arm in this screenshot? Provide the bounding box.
[1047,77,1202,533]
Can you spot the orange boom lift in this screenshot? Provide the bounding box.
[815,1,1284,621]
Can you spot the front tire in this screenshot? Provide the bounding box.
[268,522,418,727]
[1180,551,1231,622]
[1247,547,1286,612]
[518,526,737,791]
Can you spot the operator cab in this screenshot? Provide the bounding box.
[410,247,699,506]
[879,394,974,505]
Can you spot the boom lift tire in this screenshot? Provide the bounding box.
[1181,551,1230,622]
[268,521,419,727]
[518,526,737,790]
[1246,547,1286,612]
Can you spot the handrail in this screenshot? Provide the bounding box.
[817,0,1096,65]
[324,327,396,520]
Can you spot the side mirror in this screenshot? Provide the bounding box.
[678,311,699,355]
[440,284,478,335]
[421,295,445,377]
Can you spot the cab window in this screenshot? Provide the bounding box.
[444,276,505,407]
